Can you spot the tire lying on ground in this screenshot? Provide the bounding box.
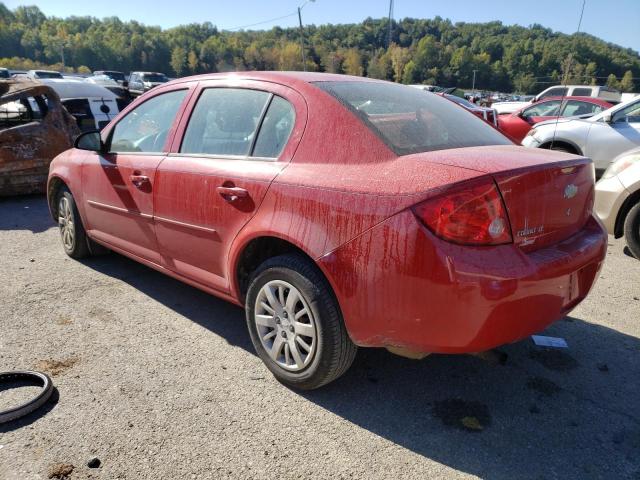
[0,371,54,424]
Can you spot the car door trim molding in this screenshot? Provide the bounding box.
[87,199,152,219]
[154,215,218,234]
[166,153,278,162]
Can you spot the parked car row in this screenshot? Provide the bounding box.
[1,68,171,99]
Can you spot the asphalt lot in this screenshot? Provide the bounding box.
[0,194,639,480]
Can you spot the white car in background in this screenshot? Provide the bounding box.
[522,96,640,175]
[40,78,120,131]
[493,85,622,114]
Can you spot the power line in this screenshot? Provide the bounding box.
[226,12,298,31]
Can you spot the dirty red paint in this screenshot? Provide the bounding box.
[48,72,607,354]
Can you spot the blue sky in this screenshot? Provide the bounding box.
[5,0,640,52]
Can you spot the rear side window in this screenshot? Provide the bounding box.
[253,96,295,158]
[110,89,187,153]
[572,88,592,97]
[562,100,604,117]
[539,87,567,99]
[315,81,510,155]
[0,94,48,128]
[181,88,271,156]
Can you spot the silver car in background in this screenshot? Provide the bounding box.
[522,96,640,175]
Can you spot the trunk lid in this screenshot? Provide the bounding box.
[414,145,595,251]
[494,160,594,251]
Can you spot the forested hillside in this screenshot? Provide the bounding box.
[1,3,638,93]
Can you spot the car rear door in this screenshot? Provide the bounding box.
[153,80,306,293]
[81,86,193,263]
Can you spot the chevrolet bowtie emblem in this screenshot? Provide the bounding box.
[564,184,578,199]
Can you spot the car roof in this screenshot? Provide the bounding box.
[536,96,613,107]
[39,78,118,100]
[170,71,380,85]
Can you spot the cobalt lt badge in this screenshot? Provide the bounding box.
[564,183,578,199]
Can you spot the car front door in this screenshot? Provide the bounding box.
[504,100,562,143]
[153,80,305,293]
[585,100,640,170]
[81,87,192,263]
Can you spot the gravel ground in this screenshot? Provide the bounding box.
[0,194,639,480]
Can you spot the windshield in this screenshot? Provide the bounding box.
[0,70,9,79]
[143,74,168,83]
[315,81,510,155]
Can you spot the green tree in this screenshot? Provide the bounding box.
[619,70,635,92]
[170,46,187,76]
[513,73,537,94]
[342,48,363,76]
[606,73,620,90]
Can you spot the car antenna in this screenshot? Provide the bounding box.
[551,0,586,151]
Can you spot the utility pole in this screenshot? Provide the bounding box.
[387,0,394,48]
[298,7,306,71]
[297,0,316,72]
[472,69,477,96]
[60,45,65,71]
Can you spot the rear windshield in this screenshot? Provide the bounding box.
[35,71,62,79]
[315,81,510,155]
[144,74,168,83]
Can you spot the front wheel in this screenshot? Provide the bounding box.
[245,254,357,390]
[57,188,91,259]
[624,202,640,259]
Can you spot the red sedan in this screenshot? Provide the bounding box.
[47,73,606,389]
[498,96,613,143]
[439,93,498,126]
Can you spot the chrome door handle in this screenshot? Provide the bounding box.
[217,186,248,202]
[130,174,150,188]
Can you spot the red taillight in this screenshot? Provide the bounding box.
[412,178,513,246]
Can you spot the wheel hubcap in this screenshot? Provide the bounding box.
[254,280,317,372]
[58,197,75,251]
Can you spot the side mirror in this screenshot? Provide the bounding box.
[74,130,104,153]
[602,113,613,124]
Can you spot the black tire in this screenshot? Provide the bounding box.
[550,146,571,153]
[245,254,357,390]
[624,201,640,260]
[56,187,91,259]
[0,371,53,424]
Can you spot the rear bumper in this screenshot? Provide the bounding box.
[319,211,607,354]
[595,175,630,234]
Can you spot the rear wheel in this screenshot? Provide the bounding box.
[245,254,357,390]
[624,202,640,259]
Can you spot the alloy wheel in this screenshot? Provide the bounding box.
[58,196,75,251]
[254,280,317,372]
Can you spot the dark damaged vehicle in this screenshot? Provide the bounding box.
[0,80,79,195]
